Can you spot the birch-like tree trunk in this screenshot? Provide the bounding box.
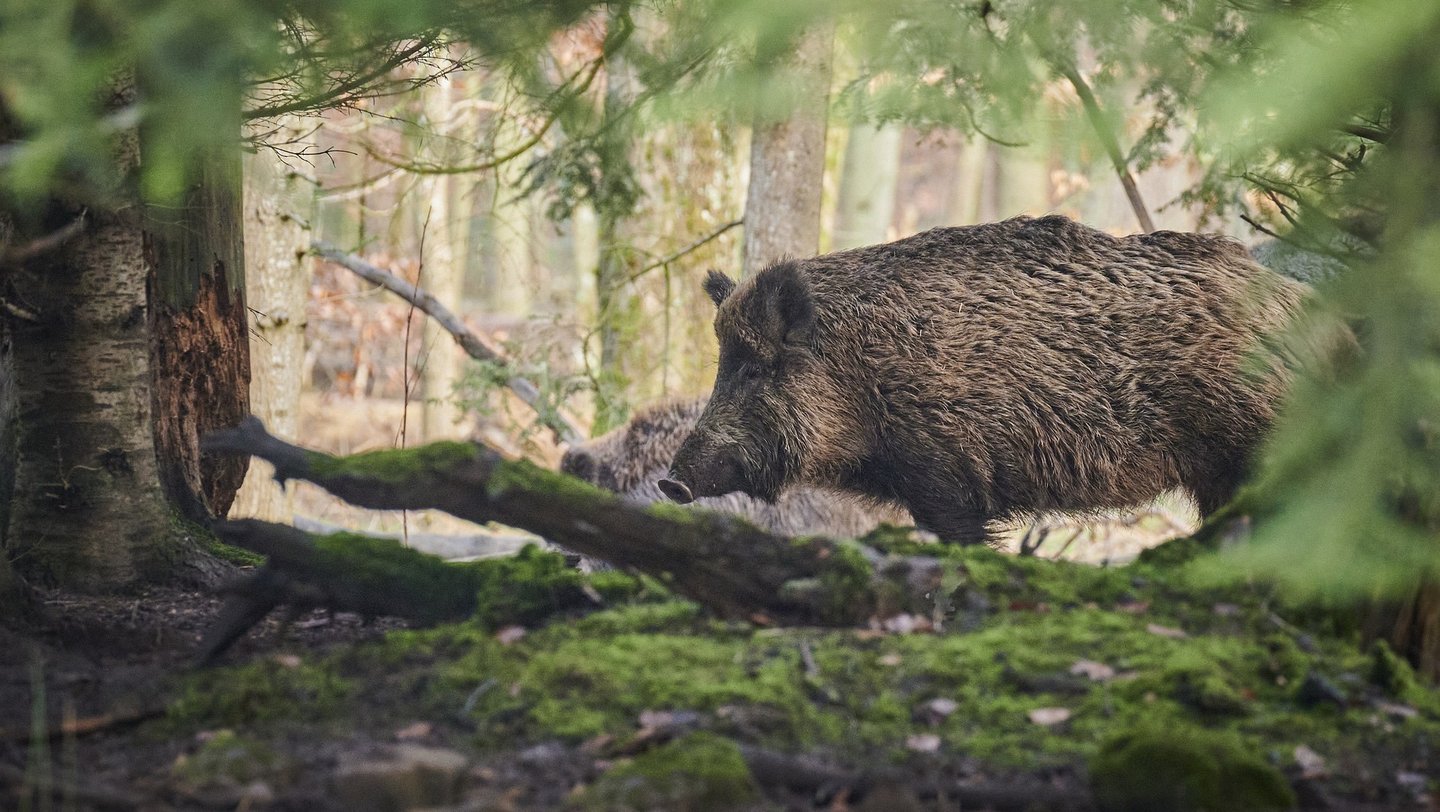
[4,81,174,588]
[741,25,834,277]
[419,71,462,442]
[230,116,314,522]
[3,76,246,591]
[833,124,901,250]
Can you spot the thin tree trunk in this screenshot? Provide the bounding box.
[741,24,834,277]
[230,116,313,522]
[833,124,901,249]
[948,136,990,225]
[1058,65,1154,234]
[419,71,462,442]
[591,40,638,434]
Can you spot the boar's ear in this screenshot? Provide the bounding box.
[703,270,737,308]
[757,262,815,347]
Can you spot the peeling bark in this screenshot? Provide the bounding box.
[147,147,251,522]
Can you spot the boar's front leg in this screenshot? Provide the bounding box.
[905,498,990,546]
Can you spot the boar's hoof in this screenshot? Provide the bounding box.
[658,478,694,504]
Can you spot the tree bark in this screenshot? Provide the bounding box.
[741,25,834,277]
[419,71,463,442]
[146,129,251,523]
[5,89,175,587]
[230,116,313,522]
[833,124,901,249]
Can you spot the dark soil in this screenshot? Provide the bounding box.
[2,552,1437,812]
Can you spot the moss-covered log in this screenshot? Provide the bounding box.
[202,418,944,627]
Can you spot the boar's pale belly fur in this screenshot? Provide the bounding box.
[667,215,1312,545]
[562,398,909,538]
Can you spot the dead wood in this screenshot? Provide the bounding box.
[201,418,946,634]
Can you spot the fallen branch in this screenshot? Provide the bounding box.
[201,418,943,630]
[311,241,584,446]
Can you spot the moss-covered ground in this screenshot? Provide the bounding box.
[131,534,1440,810]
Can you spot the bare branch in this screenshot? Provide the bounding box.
[1058,65,1155,233]
[243,35,444,121]
[627,219,744,283]
[311,242,585,446]
[1342,123,1390,143]
[359,56,605,176]
[0,209,86,267]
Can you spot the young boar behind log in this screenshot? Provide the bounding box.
[562,398,909,538]
[660,215,1312,545]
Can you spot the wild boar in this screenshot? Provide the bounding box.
[562,397,909,538]
[660,215,1311,545]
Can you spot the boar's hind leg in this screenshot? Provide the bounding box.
[907,500,990,546]
[1185,462,1247,518]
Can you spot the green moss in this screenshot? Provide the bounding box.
[172,730,287,788]
[1369,640,1417,699]
[307,441,478,484]
[462,544,594,628]
[168,659,351,728]
[808,539,876,623]
[572,732,759,811]
[1090,723,1295,812]
[487,457,613,502]
[172,511,263,567]
[310,532,480,623]
[643,500,707,525]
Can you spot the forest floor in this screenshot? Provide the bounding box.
[2,534,1439,811]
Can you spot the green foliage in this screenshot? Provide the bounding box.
[0,0,610,206]
[1199,0,1440,599]
[455,356,592,446]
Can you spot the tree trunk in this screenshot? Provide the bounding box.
[4,75,247,591]
[590,44,639,434]
[230,116,313,522]
[419,72,462,442]
[146,144,252,524]
[948,136,990,225]
[741,25,834,277]
[5,109,175,587]
[833,124,901,250]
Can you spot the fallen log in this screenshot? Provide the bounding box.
[201,418,945,635]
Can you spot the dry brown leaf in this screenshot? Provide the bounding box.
[1027,707,1072,726]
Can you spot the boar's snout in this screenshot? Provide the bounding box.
[657,478,694,504]
[663,445,748,503]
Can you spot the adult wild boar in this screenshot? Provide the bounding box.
[660,215,1311,545]
[562,398,909,538]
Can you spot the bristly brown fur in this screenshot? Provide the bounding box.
[669,215,1315,545]
[561,398,908,538]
